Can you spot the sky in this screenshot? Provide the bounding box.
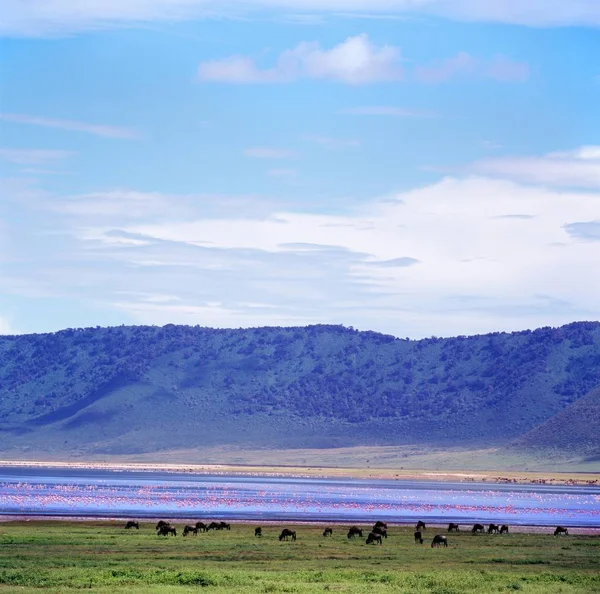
[1,1,599,338]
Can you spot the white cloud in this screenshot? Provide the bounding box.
[0,316,15,335]
[0,113,140,139]
[303,135,360,149]
[198,34,403,84]
[0,148,73,166]
[2,1,600,37]
[343,106,435,117]
[245,147,297,158]
[467,146,600,189]
[415,52,529,83]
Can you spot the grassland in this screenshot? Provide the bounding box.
[0,521,598,593]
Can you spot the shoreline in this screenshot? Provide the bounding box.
[1,516,599,534]
[1,458,599,487]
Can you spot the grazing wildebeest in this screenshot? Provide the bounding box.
[195,522,208,532]
[372,526,387,539]
[416,520,426,532]
[219,521,231,530]
[499,525,509,534]
[488,524,500,534]
[183,525,198,537]
[156,520,170,531]
[472,523,485,534]
[431,534,448,548]
[366,532,383,545]
[414,530,423,544]
[554,526,569,536]
[323,527,333,537]
[279,529,296,541]
[125,521,139,530]
[207,522,220,531]
[374,521,388,530]
[158,525,177,537]
[255,527,262,537]
[448,523,460,532]
[347,526,363,539]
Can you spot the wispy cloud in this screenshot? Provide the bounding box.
[198,34,403,85]
[415,52,529,83]
[303,134,360,149]
[268,168,297,177]
[2,1,600,37]
[342,106,435,117]
[0,148,73,166]
[0,113,140,139]
[245,147,297,159]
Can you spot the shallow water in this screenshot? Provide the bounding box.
[0,466,598,526]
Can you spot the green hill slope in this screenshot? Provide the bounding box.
[509,385,600,458]
[1,322,600,457]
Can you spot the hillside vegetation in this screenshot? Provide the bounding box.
[1,322,600,457]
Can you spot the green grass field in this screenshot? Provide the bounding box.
[0,521,598,593]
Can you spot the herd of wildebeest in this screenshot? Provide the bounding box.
[124,519,571,546]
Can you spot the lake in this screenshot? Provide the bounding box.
[0,466,598,527]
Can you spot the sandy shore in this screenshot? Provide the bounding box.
[1,459,598,487]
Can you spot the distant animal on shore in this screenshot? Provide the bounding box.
[554,526,569,536]
[472,524,485,533]
[219,522,231,530]
[158,525,177,537]
[414,530,423,544]
[125,521,139,530]
[182,525,198,536]
[416,521,426,531]
[488,524,500,534]
[279,529,296,542]
[195,522,208,532]
[431,535,448,548]
[323,527,333,537]
[448,523,460,532]
[347,527,363,539]
[366,532,383,545]
[255,527,262,537]
[500,525,509,534]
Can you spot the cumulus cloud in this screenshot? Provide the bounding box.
[467,146,600,188]
[415,52,529,83]
[198,34,403,84]
[0,113,140,139]
[2,1,600,36]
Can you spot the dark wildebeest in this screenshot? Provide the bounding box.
[183,525,198,537]
[448,523,460,532]
[372,526,387,539]
[554,526,569,536]
[156,520,170,531]
[488,524,500,534]
[414,530,423,544]
[347,526,363,539]
[158,525,177,537]
[323,527,333,537]
[279,529,296,541]
[472,523,485,534]
[207,522,220,531]
[416,520,426,532]
[499,525,509,534]
[195,522,208,532]
[374,521,388,530]
[125,521,139,530]
[255,527,262,537]
[366,532,383,545]
[431,534,448,548]
[219,521,231,530]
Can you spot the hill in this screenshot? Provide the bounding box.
[509,385,600,459]
[1,322,600,458]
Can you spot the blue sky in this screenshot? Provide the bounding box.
[1,1,599,338]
